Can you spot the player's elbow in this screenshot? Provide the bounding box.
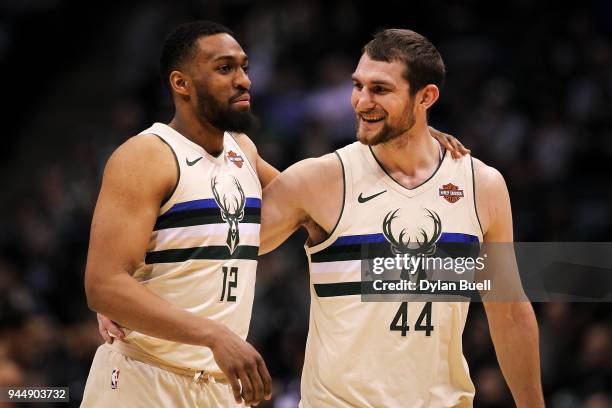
[84,267,108,313]
[84,276,100,312]
[486,301,538,333]
[511,302,539,333]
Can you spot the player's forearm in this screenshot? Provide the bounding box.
[486,302,544,407]
[86,271,224,347]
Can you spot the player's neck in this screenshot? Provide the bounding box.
[169,113,225,157]
[371,124,441,182]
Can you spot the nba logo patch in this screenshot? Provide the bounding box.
[227,150,244,168]
[111,368,120,390]
[439,183,464,203]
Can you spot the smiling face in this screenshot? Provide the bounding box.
[172,33,258,133]
[351,53,417,146]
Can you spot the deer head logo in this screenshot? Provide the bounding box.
[382,208,442,281]
[211,176,245,254]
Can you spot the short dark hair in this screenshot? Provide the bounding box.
[363,29,445,96]
[160,21,235,91]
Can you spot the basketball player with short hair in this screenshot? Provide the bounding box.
[82,21,277,407]
[88,21,474,407]
[258,29,545,407]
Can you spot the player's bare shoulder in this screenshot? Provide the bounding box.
[286,153,342,202]
[288,153,344,235]
[472,157,505,190]
[471,157,511,236]
[260,152,343,246]
[102,133,178,204]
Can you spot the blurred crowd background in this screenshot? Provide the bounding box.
[1,0,611,407]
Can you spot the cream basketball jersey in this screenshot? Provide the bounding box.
[301,141,483,407]
[114,123,261,374]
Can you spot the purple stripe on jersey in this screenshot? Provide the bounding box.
[331,234,386,246]
[330,232,478,246]
[438,232,479,243]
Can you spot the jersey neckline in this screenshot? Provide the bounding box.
[365,142,449,198]
[151,122,227,166]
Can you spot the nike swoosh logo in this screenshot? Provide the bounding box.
[358,190,387,203]
[186,157,203,166]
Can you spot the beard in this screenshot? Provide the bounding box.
[356,99,416,146]
[196,87,260,134]
[356,119,408,146]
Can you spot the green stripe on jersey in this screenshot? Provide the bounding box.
[145,245,259,264]
[154,207,261,230]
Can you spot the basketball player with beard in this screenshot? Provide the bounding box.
[88,21,472,407]
[258,29,544,407]
[82,22,275,407]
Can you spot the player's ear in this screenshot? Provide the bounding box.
[416,84,439,111]
[169,70,190,97]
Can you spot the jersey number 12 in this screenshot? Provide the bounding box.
[220,266,239,302]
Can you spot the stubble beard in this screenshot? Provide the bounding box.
[356,108,416,147]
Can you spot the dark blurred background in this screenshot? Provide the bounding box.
[0,0,611,407]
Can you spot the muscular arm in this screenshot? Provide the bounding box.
[236,129,465,250]
[85,135,223,344]
[259,154,343,255]
[474,159,545,407]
